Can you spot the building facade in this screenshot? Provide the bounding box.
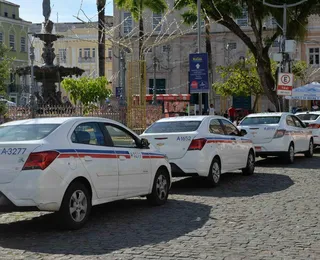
[29,16,113,100]
[113,1,320,113]
[0,0,31,104]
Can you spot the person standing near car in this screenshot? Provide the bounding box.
[208,104,215,115]
[228,105,236,122]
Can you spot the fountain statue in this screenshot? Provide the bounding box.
[16,0,84,106]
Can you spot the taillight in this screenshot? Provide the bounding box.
[308,124,320,129]
[22,151,59,170]
[188,138,207,150]
[274,129,286,138]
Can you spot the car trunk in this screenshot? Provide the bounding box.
[142,132,198,159]
[0,142,41,184]
[239,124,279,144]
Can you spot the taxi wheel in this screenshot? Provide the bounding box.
[242,150,255,176]
[207,158,221,187]
[305,139,314,158]
[286,143,295,164]
[147,168,170,206]
[58,182,92,230]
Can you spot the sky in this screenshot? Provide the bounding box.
[14,0,113,23]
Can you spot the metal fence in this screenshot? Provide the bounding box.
[5,104,164,134]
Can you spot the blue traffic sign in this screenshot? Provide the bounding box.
[116,87,123,98]
[189,53,209,93]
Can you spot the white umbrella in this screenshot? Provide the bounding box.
[285,82,320,100]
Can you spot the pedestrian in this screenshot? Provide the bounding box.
[228,105,236,122]
[207,104,215,115]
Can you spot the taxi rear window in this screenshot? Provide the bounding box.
[296,114,319,121]
[145,121,201,133]
[0,124,60,141]
[240,117,281,126]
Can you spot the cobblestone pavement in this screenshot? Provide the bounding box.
[0,151,320,260]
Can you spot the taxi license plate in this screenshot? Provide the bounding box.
[255,146,261,151]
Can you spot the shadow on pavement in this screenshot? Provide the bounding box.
[256,152,320,169]
[0,199,210,255]
[171,172,294,197]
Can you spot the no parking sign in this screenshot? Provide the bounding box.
[277,73,294,96]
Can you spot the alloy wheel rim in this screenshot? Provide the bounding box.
[69,190,88,223]
[212,162,220,183]
[248,153,255,170]
[290,146,294,161]
[156,174,168,200]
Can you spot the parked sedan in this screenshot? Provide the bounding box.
[238,112,314,163]
[0,117,171,229]
[296,111,320,148]
[141,116,255,187]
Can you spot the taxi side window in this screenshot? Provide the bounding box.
[286,116,295,127]
[71,122,105,146]
[209,119,224,135]
[104,124,138,148]
[220,119,240,136]
[292,116,304,128]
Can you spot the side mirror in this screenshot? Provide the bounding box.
[304,122,309,128]
[140,138,150,149]
[240,129,247,136]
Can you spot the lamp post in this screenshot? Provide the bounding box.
[152,45,158,105]
[29,42,36,118]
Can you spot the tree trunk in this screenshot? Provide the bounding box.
[205,17,214,105]
[138,13,144,60]
[255,50,280,111]
[252,94,259,112]
[97,0,105,77]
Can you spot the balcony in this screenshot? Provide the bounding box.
[78,57,96,63]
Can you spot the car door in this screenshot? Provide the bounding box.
[219,119,245,169]
[103,123,152,197]
[286,115,300,150]
[208,118,233,172]
[70,122,119,199]
[292,115,309,151]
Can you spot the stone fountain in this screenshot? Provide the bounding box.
[16,0,84,106]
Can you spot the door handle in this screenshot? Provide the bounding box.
[119,155,126,161]
[83,156,92,162]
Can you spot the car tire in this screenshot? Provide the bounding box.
[147,168,170,206]
[58,182,92,230]
[305,139,314,158]
[207,158,221,187]
[242,150,255,176]
[286,143,295,164]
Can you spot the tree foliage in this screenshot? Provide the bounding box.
[0,44,13,115]
[61,77,112,110]
[176,0,319,111]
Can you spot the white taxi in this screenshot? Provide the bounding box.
[296,111,320,148]
[0,117,171,229]
[141,116,255,187]
[238,112,314,163]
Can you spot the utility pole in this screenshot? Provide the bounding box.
[152,45,157,105]
[197,0,202,115]
[263,0,307,111]
[29,43,36,118]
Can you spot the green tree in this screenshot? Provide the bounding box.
[214,54,308,112]
[213,53,270,112]
[114,0,168,59]
[61,77,112,112]
[176,0,319,111]
[0,44,13,115]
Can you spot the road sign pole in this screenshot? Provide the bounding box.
[197,0,202,115]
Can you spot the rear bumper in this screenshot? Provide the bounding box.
[0,169,65,212]
[253,138,290,154]
[169,152,210,177]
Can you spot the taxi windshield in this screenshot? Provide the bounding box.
[296,114,319,121]
[240,117,281,126]
[0,124,60,141]
[145,121,201,133]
